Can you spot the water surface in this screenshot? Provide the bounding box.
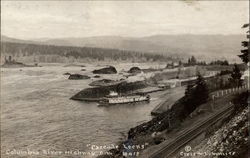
[1,64,164,158]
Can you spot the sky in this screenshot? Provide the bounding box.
[1,0,249,39]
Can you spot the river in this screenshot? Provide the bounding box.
[0,63,166,158]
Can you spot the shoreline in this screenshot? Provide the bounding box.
[96,86,249,158]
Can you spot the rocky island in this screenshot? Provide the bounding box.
[68,74,90,80]
[70,80,147,101]
[1,56,39,68]
[128,67,142,74]
[93,66,117,74]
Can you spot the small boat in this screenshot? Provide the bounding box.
[99,91,150,106]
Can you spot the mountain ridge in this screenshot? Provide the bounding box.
[1,34,245,61]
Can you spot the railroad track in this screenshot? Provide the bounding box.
[148,105,234,158]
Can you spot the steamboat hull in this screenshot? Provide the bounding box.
[98,95,150,106]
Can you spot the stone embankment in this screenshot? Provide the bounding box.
[192,107,248,158]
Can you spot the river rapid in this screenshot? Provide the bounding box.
[1,63,166,158]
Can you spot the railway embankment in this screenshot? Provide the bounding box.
[138,87,249,158]
[97,86,248,158]
[178,91,249,158]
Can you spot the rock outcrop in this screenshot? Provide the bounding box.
[68,74,90,80]
[71,81,147,101]
[89,79,114,86]
[128,67,141,74]
[93,66,117,74]
[63,72,71,75]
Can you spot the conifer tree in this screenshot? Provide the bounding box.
[229,64,243,87]
[238,23,249,63]
[193,73,209,105]
[183,73,209,114]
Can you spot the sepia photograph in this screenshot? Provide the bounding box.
[0,0,249,158]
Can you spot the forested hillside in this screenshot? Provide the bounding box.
[1,34,244,64]
[1,42,177,64]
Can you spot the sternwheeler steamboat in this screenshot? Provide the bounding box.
[99,91,150,106]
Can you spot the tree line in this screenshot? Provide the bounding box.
[184,56,229,66]
[1,42,176,62]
